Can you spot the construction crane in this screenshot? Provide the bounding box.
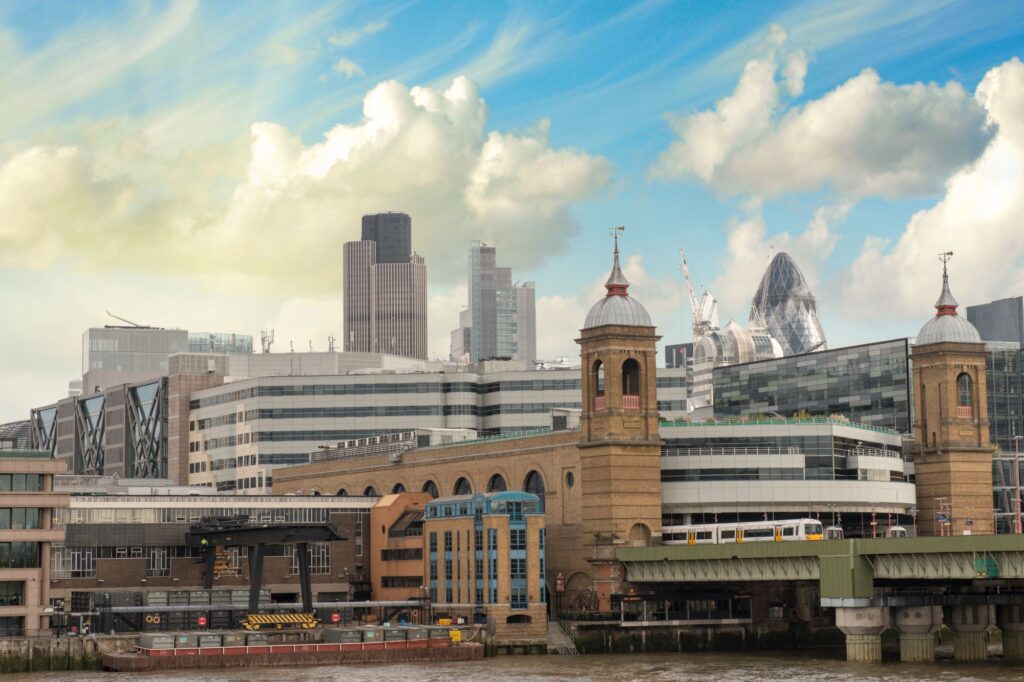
[679,249,719,340]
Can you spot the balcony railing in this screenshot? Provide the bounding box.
[594,395,606,410]
[623,395,640,410]
[957,406,973,419]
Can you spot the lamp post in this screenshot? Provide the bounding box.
[1015,436,1023,534]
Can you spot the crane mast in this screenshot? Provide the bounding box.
[679,249,719,341]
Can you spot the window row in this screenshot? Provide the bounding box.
[0,508,42,530]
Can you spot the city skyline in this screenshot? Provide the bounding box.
[2,1,1024,423]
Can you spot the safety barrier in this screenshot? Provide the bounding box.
[242,613,318,630]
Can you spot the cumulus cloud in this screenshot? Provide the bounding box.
[0,76,612,293]
[652,25,994,200]
[328,21,388,48]
[332,58,364,78]
[842,57,1024,318]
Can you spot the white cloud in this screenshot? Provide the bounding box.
[328,21,388,48]
[0,75,612,294]
[333,58,365,78]
[842,57,1024,319]
[652,25,994,200]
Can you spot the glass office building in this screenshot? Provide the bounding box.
[713,339,912,434]
[986,342,1024,533]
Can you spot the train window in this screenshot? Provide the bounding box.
[696,531,712,541]
[720,530,735,540]
[782,527,795,536]
[745,528,774,539]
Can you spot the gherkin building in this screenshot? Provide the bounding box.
[749,252,827,356]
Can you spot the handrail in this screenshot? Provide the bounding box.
[660,417,899,435]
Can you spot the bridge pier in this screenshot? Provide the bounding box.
[997,605,1024,659]
[892,606,940,662]
[945,604,990,661]
[836,606,888,662]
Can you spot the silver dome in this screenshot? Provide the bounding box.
[584,295,652,328]
[916,312,981,345]
[583,239,653,329]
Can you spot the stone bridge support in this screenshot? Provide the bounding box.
[944,604,990,661]
[997,605,1024,659]
[836,606,888,662]
[892,606,941,662]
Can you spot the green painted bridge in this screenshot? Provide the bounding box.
[616,535,1024,600]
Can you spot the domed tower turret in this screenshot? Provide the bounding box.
[575,228,662,610]
[911,252,995,536]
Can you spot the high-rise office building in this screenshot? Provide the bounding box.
[457,241,536,363]
[343,213,427,360]
[967,296,1024,345]
[749,251,827,356]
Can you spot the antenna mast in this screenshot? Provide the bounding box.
[260,329,275,354]
[106,311,143,327]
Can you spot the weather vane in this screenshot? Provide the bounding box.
[609,226,625,252]
[938,250,953,276]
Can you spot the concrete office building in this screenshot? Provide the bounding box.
[343,213,428,359]
[457,241,537,363]
[186,362,687,493]
[967,296,1024,345]
[659,419,915,531]
[82,326,251,394]
[0,450,68,636]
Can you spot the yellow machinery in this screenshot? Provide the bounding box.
[242,613,319,630]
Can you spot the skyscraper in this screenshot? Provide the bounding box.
[455,241,536,363]
[343,213,427,359]
[749,251,827,356]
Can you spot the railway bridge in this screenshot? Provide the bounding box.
[617,535,1024,662]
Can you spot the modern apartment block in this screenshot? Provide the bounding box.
[455,241,536,363]
[343,213,427,359]
[0,450,68,636]
[967,296,1024,345]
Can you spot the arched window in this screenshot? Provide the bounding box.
[593,360,605,410]
[487,474,507,492]
[453,477,472,496]
[336,488,349,497]
[422,480,439,498]
[524,470,545,498]
[957,373,973,418]
[391,483,406,494]
[957,373,972,406]
[363,485,378,496]
[622,358,641,409]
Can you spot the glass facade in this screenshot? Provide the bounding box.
[187,332,253,354]
[749,252,827,356]
[713,339,911,433]
[986,342,1024,533]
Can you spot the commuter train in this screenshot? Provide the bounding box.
[662,518,826,545]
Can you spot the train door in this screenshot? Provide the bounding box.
[688,531,695,545]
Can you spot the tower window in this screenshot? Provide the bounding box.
[622,358,641,409]
[957,373,973,419]
[593,360,605,410]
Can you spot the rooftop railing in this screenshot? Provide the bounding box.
[659,417,900,436]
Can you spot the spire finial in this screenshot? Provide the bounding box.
[605,226,629,296]
[935,250,958,315]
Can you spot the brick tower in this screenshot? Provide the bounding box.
[576,228,662,610]
[912,253,995,536]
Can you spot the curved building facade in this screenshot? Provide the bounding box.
[749,252,827,356]
[689,321,783,408]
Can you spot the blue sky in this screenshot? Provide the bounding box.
[1,0,1024,422]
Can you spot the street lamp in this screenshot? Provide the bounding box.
[1014,436,1023,534]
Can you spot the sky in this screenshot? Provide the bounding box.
[1,0,1024,424]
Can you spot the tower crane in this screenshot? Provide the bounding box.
[679,249,719,341]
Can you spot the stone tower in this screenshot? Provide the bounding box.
[576,231,662,610]
[912,254,995,536]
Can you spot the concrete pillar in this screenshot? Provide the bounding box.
[892,606,941,662]
[997,605,1024,659]
[944,604,990,661]
[835,606,888,662]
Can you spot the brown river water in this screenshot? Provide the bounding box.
[8,652,1024,681]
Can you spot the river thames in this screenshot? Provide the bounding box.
[9,652,1024,681]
